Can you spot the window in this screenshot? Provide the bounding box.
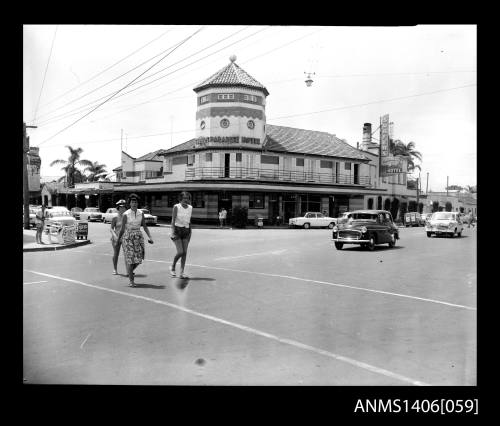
[220,118,230,128]
[192,192,205,208]
[305,213,316,218]
[320,160,333,169]
[249,193,264,209]
[172,156,187,165]
[243,94,257,102]
[261,155,279,165]
[344,162,352,170]
[217,93,235,100]
[199,95,209,104]
[187,154,195,165]
[236,153,242,162]
[296,158,304,167]
[164,158,172,172]
[205,153,212,162]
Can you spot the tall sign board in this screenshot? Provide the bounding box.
[380,114,390,157]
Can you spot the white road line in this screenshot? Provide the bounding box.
[70,250,476,311]
[214,249,287,261]
[80,333,91,349]
[23,269,430,386]
[23,281,48,285]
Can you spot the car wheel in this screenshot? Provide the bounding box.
[303,223,310,229]
[388,234,396,248]
[426,232,432,238]
[334,242,343,250]
[450,229,456,238]
[328,222,335,229]
[367,236,375,251]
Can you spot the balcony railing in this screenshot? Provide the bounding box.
[185,167,371,186]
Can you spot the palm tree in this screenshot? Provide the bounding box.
[50,146,93,188]
[390,140,422,173]
[84,161,108,182]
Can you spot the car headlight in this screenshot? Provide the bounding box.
[332,226,338,232]
[360,226,367,233]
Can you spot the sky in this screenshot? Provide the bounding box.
[23,25,476,191]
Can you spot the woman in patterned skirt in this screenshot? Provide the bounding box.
[117,193,154,287]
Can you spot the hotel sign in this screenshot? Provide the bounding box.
[380,114,390,157]
[381,156,406,175]
[194,136,261,148]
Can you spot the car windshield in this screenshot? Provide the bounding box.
[351,213,377,221]
[86,208,100,212]
[72,208,82,212]
[140,209,149,215]
[432,212,453,220]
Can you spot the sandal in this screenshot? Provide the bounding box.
[128,282,136,287]
[113,270,118,275]
[169,266,176,277]
[180,273,189,279]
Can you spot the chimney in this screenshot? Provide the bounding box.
[362,123,372,149]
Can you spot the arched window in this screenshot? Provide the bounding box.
[367,198,374,209]
[377,196,382,210]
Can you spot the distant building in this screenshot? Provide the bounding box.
[27,146,42,204]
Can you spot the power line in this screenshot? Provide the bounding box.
[33,25,58,122]
[34,27,268,127]
[30,30,195,124]
[33,26,172,113]
[36,26,205,147]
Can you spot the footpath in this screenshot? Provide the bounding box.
[23,229,91,252]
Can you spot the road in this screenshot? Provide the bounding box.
[23,222,477,385]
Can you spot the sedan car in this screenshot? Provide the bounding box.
[332,209,399,250]
[70,207,83,220]
[43,207,77,233]
[139,209,158,226]
[79,207,103,222]
[102,208,118,224]
[289,212,337,229]
[425,211,464,237]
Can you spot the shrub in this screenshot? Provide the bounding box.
[445,201,453,212]
[231,206,248,228]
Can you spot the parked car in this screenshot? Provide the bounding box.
[139,209,158,226]
[102,208,118,224]
[70,207,83,220]
[23,206,37,228]
[404,212,424,227]
[425,211,464,238]
[43,207,77,233]
[332,209,399,250]
[420,213,431,223]
[79,207,103,222]
[337,212,353,224]
[289,212,337,229]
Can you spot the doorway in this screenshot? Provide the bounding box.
[354,163,359,184]
[224,153,230,178]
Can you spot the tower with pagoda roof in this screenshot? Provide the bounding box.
[193,55,269,148]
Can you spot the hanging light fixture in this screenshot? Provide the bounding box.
[304,71,315,87]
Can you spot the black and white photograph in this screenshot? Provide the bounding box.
[22,25,477,389]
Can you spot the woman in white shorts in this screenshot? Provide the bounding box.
[169,191,192,279]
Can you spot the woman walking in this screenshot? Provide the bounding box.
[169,191,192,279]
[35,204,47,244]
[117,194,154,287]
[110,199,127,275]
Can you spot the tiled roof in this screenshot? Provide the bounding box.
[263,125,370,161]
[193,60,269,96]
[158,139,198,156]
[134,150,163,162]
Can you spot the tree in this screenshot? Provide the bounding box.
[446,185,463,191]
[463,185,477,193]
[445,201,453,212]
[50,146,93,188]
[390,140,422,173]
[84,161,108,182]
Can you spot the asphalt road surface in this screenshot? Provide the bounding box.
[23,222,477,385]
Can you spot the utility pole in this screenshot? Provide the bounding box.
[446,176,449,196]
[23,122,37,229]
[426,172,429,195]
[416,171,420,212]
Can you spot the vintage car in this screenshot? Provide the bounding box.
[102,208,118,224]
[425,211,464,237]
[70,207,83,220]
[79,207,103,222]
[139,209,158,226]
[289,212,337,229]
[43,207,77,233]
[331,209,399,250]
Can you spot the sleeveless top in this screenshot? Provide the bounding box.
[174,203,192,228]
[124,209,143,230]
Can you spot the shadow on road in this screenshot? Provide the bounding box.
[341,245,405,251]
[131,283,166,289]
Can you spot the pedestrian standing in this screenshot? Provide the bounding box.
[35,204,47,244]
[117,194,154,287]
[110,199,127,275]
[219,209,224,228]
[169,191,192,279]
[221,208,227,227]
